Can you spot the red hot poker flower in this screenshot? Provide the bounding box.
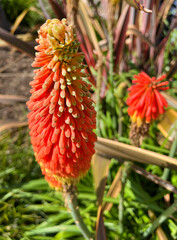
[27,19,97,189]
[127,72,169,127]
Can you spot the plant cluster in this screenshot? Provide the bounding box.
[0,0,177,240]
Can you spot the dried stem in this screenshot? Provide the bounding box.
[63,184,93,240]
[96,152,177,195]
[66,0,79,26]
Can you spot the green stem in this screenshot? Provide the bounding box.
[161,168,170,181]
[108,28,115,109]
[161,135,177,181]
[108,30,114,91]
[143,201,177,238]
[64,184,93,240]
[108,26,117,131]
[118,101,123,137]
[118,162,131,234]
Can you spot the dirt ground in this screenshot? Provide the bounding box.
[0,46,33,123]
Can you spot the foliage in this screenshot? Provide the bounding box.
[1,128,177,240]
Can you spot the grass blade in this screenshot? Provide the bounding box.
[143,201,177,238]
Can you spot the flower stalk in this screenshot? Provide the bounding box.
[63,184,93,240]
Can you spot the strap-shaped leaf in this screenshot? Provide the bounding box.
[96,137,177,170]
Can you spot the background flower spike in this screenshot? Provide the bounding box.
[127,72,169,146]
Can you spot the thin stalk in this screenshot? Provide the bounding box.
[143,200,177,238]
[109,30,114,91]
[107,0,115,108]
[108,29,115,108]
[108,22,117,131]
[38,0,51,19]
[161,134,177,180]
[118,162,131,234]
[96,60,103,136]
[118,100,123,137]
[63,184,93,240]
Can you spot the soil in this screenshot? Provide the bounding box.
[0,46,33,123]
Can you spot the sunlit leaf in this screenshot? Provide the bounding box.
[96,137,177,170]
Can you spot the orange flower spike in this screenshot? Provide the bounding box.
[27,19,97,189]
[127,72,169,126]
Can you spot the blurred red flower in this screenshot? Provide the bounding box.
[127,72,169,126]
[27,19,97,189]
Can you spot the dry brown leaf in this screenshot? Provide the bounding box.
[0,94,27,103]
[158,109,177,141]
[102,167,122,212]
[78,1,102,56]
[126,25,155,47]
[96,137,177,170]
[162,92,177,110]
[0,122,28,133]
[91,153,110,206]
[92,154,109,240]
[15,33,34,42]
[0,73,33,77]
